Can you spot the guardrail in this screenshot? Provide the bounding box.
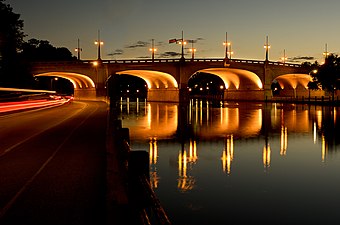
[32,58,302,68]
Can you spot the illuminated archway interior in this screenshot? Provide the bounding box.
[197,68,263,90]
[115,70,178,89]
[34,72,96,89]
[274,74,311,89]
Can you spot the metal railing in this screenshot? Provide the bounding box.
[32,58,302,68]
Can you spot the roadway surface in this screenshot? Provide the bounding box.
[0,100,109,225]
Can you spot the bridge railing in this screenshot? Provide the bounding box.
[32,58,302,68]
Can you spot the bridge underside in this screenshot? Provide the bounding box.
[115,70,179,102]
[34,72,97,100]
[193,68,265,101]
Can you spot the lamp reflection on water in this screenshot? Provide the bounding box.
[280,126,288,156]
[221,135,234,175]
[149,137,159,189]
[263,139,271,168]
[177,139,197,192]
[321,134,327,163]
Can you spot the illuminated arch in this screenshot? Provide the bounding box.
[34,72,97,100]
[115,70,178,89]
[34,72,96,89]
[196,68,263,90]
[274,74,312,89]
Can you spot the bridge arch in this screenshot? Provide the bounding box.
[108,70,179,102]
[273,73,312,97]
[193,68,263,90]
[115,70,178,89]
[34,72,96,100]
[274,73,311,90]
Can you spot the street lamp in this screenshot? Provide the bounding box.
[189,48,196,60]
[188,41,196,60]
[94,30,104,60]
[51,77,58,91]
[228,44,234,60]
[281,49,288,65]
[178,31,186,60]
[74,38,82,60]
[323,43,330,60]
[149,39,157,61]
[264,35,271,62]
[223,32,231,60]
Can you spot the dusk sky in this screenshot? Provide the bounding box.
[10,0,340,63]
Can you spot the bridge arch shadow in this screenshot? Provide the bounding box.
[34,72,96,100]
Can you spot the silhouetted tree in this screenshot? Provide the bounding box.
[20,38,76,61]
[307,61,321,90]
[313,54,340,95]
[0,0,29,87]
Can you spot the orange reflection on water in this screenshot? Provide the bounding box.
[221,135,234,174]
[321,135,327,162]
[149,137,159,189]
[280,126,288,156]
[263,141,271,168]
[149,137,158,165]
[123,102,178,140]
[177,141,196,192]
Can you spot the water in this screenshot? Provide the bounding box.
[118,99,340,225]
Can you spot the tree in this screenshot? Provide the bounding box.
[0,0,27,86]
[313,54,340,95]
[20,38,76,61]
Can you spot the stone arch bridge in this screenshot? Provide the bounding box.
[31,58,310,101]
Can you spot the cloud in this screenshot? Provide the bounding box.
[125,41,149,49]
[187,38,204,44]
[160,51,182,58]
[107,49,124,56]
[288,56,315,62]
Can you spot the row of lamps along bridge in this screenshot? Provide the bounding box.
[74,31,332,64]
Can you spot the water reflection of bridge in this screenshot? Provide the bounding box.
[120,100,339,184]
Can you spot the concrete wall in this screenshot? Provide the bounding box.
[147,88,179,102]
[223,89,264,101]
[74,88,97,100]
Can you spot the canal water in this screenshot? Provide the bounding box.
[118,98,340,225]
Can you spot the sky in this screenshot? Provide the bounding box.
[9,0,340,63]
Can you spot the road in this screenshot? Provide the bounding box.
[0,100,109,225]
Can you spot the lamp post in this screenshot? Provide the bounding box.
[149,39,157,61]
[323,43,330,61]
[228,44,234,60]
[281,49,288,65]
[74,38,82,60]
[178,31,186,60]
[264,35,271,62]
[223,32,231,60]
[51,77,58,91]
[94,30,104,60]
[189,41,196,60]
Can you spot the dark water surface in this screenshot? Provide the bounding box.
[119,99,340,225]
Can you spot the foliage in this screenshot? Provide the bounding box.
[312,54,340,92]
[0,0,25,58]
[0,1,76,87]
[20,38,76,61]
[0,0,28,87]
